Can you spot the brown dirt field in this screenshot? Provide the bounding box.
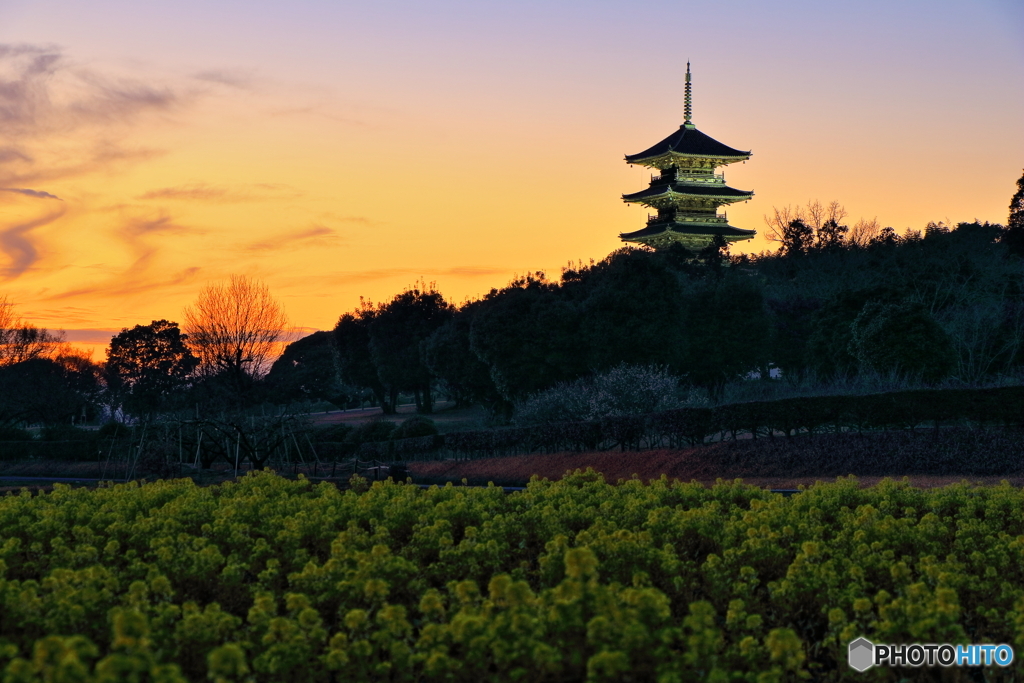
[409,449,1024,490]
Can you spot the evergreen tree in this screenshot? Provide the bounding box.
[368,282,454,413]
[1004,169,1024,257]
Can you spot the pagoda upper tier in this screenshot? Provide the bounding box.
[624,125,751,169]
[620,64,755,251]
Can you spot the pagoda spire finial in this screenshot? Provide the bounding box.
[683,61,693,128]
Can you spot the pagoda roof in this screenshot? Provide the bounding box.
[625,125,750,165]
[620,222,755,240]
[622,183,753,203]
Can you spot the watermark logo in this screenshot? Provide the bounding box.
[848,638,1014,670]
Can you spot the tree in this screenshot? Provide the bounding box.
[0,296,66,366]
[1003,169,1024,257]
[684,273,770,400]
[469,273,584,405]
[850,301,955,383]
[334,303,393,412]
[779,219,813,257]
[105,320,198,416]
[0,355,102,426]
[575,248,688,373]
[266,331,349,405]
[368,283,454,414]
[183,276,288,403]
[422,303,502,410]
[764,200,848,255]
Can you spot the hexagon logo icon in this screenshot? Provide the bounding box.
[848,637,875,672]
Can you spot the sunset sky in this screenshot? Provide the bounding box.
[1,0,1023,358]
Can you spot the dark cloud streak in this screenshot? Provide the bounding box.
[1,187,62,200]
[245,225,340,253]
[0,207,67,279]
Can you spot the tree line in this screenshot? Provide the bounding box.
[2,170,1023,430]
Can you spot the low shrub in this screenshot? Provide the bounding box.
[393,415,438,439]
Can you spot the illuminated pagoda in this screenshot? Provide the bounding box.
[620,63,755,250]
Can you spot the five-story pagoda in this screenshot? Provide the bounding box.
[620,64,755,250]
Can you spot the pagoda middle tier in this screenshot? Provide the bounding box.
[620,66,756,251]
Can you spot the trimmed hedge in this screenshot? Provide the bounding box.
[355,386,1024,461]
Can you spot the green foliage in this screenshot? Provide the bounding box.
[368,283,454,414]
[850,301,955,382]
[265,331,348,406]
[392,416,438,440]
[0,358,102,427]
[346,419,396,444]
[105,320,198,417]
[1005,169,1024,256]
[685,274,771,399]
[311,423,353,444]
[4,473,1024,680]
[422,302,504,412]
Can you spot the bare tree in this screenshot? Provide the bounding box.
[848,217,881,247]
[183,276,289,394]
[763,200,849,252]
[0,296,67,366]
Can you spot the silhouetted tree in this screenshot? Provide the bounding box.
[106,320,198,416]
[850,301,955,383]
[369,283,454,414]
[1004,169,1024,257]
[816,218,849,251]
[806,288,899,380]
[334,303,393,412]
[0,357,102,426]
[766,296,821,382]
[780,219,813,257]
[469,273,584,404]
[0,297,66,366]
[266,330,349,405]
[696,233,729,275]
[422,303,502,410]
[575,248,688,372]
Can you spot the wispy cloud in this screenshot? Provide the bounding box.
[245,224,342,253]
[193,69,254,89]
[40,212,198,302]
[0,207,67,279]
[267,103,371,128]
[44,265,202,303]
[136,184,230,202]
[0,187,62,200]
[0,43,185,185]
[135,182,302,203]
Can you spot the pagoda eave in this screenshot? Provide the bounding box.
[621,186,754,204]
[620,224,756,250]
[620,223,755,240]
[625,151,751,169]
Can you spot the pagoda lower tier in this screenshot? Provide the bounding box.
[620,210,755,250]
